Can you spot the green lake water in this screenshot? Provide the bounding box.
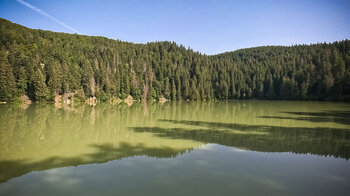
[0,101,349,195]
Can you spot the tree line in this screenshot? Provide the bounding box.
[1,18,350,102]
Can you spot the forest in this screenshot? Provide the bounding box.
[1,17,350,102]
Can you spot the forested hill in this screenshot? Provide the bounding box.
[1,18,350,102]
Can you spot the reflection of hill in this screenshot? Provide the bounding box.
[1,102,350,184]
[0,142,191,183]
[131,119,350,160]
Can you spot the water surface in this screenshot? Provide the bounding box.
[0,101,349,195]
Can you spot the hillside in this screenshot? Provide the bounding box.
[1,18,350,102]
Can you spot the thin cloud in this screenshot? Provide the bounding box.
[16,0,80,34]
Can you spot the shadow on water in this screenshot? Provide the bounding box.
[0,142,190,183]
[130,119,350,160]
[259,110,350,125]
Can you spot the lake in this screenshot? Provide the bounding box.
[0,101,349,195]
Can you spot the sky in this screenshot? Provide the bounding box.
[0,0,349,55]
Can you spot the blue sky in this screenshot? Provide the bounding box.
[0,0,349,54]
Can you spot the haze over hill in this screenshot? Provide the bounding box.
[0,18,350,103]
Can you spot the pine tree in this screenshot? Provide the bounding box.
[33,68,49,101]
[176,74,181,100]
[0,50,17,101]
[164,77,170,99]
[171,78,176,100]
[17,67,27,95]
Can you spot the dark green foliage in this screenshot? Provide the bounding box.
[0,18,350,102]
[17,67,27,95]
[0,51,17,101]
[171,78,176,100]
[74,88,85,102]
[163,77,170,99]
[33,68,49,101]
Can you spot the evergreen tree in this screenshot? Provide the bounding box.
[0,50,17,101]
[17,66,27,95]
[0,18,349,102]
[171,78,176,100]
[33,68,49,101]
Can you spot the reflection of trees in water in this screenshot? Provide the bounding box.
[0,102,349,184]
[131,119,350,160]
[0,103,156,156]
[1,102,349,159]
[0,104,199,183]
[0,142,191,183]
[260,111,350,125]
